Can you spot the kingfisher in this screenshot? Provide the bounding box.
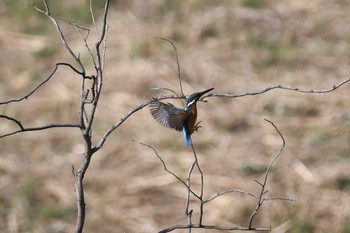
[149,88,214,148]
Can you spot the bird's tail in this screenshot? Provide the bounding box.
[183,126,191,148]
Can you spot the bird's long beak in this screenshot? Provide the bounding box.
[198,87,214,97]
[186,87,214,107]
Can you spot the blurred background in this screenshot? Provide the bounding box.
[1,0,350,232]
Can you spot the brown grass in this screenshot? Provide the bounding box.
[1,1,350,232]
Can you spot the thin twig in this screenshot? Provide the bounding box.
[101,24,109,72]
[151,87,183,98]
[154,37,185,100]
[0,115,24,130]
[72,165,76,177]
[0,62,82,105]
[61,18,90,32]
[264,197,295,202]
[96,0,109,47]
[248,119,285,229]
[204,189,259,203]
[90,0,100,38]
[31,0,85,73]
[0,124,81,139]
[158,224,271,233]
[83,0,110,135]
[64,18,98,68]
[206,77,350,99]
[190,142,205,226]
[133,140,200,199]
[186,159,196,231]
[93,100,149,152]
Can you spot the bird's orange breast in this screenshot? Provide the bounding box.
[184,105,197,135]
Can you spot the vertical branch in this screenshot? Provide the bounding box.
[84,0,110,134]
[75,1,110,233]
[101,25,109,72]
[89,0,100,38]
[185,160,196,232]
[32,1,110,232]
[79,76,88,130]
[248,119,285,229]
[154,37,185,101]
[190,141,204,226]
[74,140,93,233]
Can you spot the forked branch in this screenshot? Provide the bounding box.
[135,118,287,233]
[31,1,85,73]
[247,119,286,229]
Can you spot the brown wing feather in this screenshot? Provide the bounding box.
[149,100,187,131]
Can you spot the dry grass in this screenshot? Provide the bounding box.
[1,1,350,233]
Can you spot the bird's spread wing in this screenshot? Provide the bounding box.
[149,100,187,131]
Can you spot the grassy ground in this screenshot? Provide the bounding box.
[1,0,350,232]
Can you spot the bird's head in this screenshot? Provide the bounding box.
[186,87,214,108]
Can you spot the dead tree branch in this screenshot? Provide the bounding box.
[0,123,81,139]
[30,1,110,233]
[0,62,82,105]
[31,1,85,73]
[247,118,285,229]
[155,37,185,99]
[205,78,350,100]
[159,224,270,233]
[134,140,200,199]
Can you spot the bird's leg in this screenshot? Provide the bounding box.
[194,121,202,132]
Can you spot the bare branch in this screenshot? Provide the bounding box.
[158,224,271,233]
[185,159,196,230]
[204,189,258,204]
[31,0,85,73]
[154,37,185,99]
[265,197,295,202]
[206,77,350,99]
[90,0,99,38]
[190,142,205,226]
[148,78,350,106]
[0,115,24,130]
[133,140,200,199]
[74,151,92,233]
[101,24,109,72]
[94,100,149,152]
[254,179,263,187]
[0,63,82,105]
[72,165,76,177]
[74,1,110,233]
[96,0,110,47]
[83,0,110,135]
[248,119,285,229]
[0,123,81,139]
[62,18,98,69]
[262,119,286,186]
[151,87,182,97]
